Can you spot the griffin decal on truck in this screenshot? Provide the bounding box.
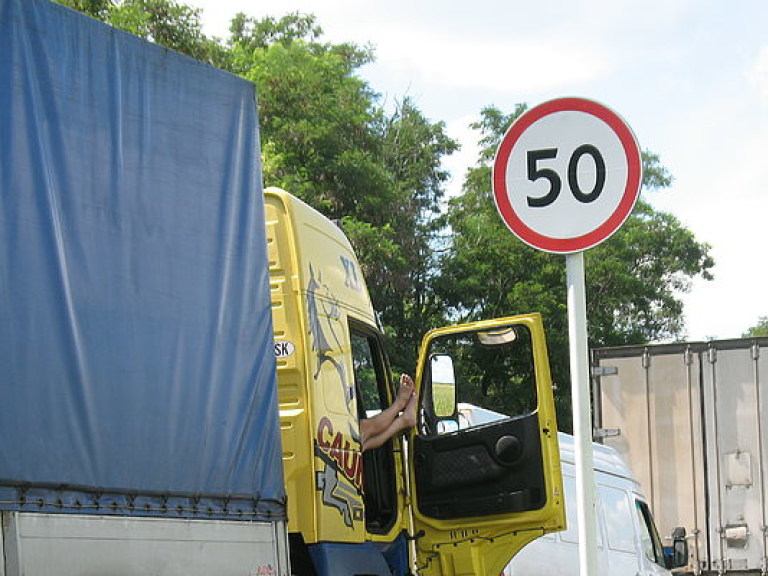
[307,264,354,408]
[306,264,364,528]
[315,416,364,528]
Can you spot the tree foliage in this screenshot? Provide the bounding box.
[230,15,384,214]
[57,0,230,66]
[374,99,458,368]
[226,14,458,371]
[743,317,768,337]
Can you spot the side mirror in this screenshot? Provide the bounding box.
[428,353,457,430]
[665,527,688,569]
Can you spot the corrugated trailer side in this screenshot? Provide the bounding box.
[593,339,768,575]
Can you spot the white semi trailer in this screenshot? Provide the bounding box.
[592,338,768,575]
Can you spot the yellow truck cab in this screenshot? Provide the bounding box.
[265,187,565,576]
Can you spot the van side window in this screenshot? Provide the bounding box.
[561,475,602,546]
[560,475,580,544]
[599,485,636,553]
[635,499,665,565]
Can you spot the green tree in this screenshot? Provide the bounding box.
[438,105,714,429]
[743,317,768,337]
[230,14,388,215]
[56,0,230,67]
[228,17,458,371]
[57,0,113,19]
[374,98,458,369]
[587,200,714,346]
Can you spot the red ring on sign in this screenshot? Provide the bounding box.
[492,98,642,254]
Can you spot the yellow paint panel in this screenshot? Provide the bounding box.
[265,188,369,544]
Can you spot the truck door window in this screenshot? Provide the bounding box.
[599,485,636,553]
[351,330,386,417]
[424,324,537,433]
[635,499,665,565]
[349,324,397,533]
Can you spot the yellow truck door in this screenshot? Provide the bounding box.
[408,314,565,576]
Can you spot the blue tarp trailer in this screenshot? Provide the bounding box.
[0,0,284,526]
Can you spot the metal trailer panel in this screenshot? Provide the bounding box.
[595,349,707,570]
[2,512,289,576]
[594,340,768,575]
[702,344,767,574]
[759,347,768,575]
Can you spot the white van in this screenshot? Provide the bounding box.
[456,405,687,576]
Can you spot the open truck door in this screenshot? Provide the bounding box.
[408,314,565,576]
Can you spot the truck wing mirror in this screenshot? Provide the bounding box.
[427,354,457,432]
[666,526,688,569]
[429,353,456,416]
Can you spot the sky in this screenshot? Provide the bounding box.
[187,0,768,342]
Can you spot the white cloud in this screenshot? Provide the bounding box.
[661,110,768,340]
[189,0,613,95]
[442,114,481,199]
[371,29,611,95]
[750,46,768,98]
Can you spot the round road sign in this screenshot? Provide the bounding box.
[492,97,642,254]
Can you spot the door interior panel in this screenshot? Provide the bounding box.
[414,412,545,520]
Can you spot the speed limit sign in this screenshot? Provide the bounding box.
[492,97,642,254]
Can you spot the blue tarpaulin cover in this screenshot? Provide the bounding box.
[0,0,285,520]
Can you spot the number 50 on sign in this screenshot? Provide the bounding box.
[493,98,642,254]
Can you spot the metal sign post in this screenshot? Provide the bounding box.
[492,97,642,575]
[567,250,598,575]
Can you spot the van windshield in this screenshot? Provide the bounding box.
[636,499,665,566]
